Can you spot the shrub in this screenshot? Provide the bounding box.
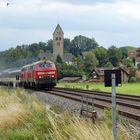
[129,76,136,83]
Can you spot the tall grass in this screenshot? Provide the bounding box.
[0,86,138,140]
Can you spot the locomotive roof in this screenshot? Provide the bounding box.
[9,69,21,74]
[22,60,54,69]
[1,68,21,74]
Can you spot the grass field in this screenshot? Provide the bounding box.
[57,82,140,96]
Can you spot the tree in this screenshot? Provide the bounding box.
[123,57,134,68]
[46,39,53,52]
[73,56,85,71]
[93,47,108,67]
[56,55,63,64]
[107,45,121,67]
[71,35,98,56]
[38,42,47,52]
[119,47,128,59]
[84,51,98,73]
[64,38,72,53]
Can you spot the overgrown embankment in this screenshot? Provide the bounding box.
[0,87,138,140]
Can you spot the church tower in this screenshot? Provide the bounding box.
[53,24,64,61]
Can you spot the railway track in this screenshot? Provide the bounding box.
[43,87,140,121]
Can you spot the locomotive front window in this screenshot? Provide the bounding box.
[39,62,54,68]
[44,62,53,68]
[39,63,45,68]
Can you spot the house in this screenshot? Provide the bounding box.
[38,51,74,64]
[135,70,140,78]
[89,67,129,82]
[128,48,140,68]
[63,53,74,64]
[38,51,53,61]
[135,57,140,68]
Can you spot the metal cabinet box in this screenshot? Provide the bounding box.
[104,70,121,87]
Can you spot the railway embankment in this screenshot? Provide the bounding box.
[0,86,139,139]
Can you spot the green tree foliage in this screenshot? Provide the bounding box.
[104,62,113,67]
[93,47,108,67]
[0,35,136,74]
[84,51,98,73]
[0,41,52,69]
[107,45,121,67]
[123,57,134,68]
[46,39,53,53]
[119,47,128,59]
[71,35,98,56]
[73,56,85,70]
[56,62,84,80]
[64,38,71,53]
[56,55,63,64]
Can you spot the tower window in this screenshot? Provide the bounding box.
[56,37,58,40]
[59,37,61,40]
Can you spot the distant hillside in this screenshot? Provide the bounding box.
[120,46,136,51]
[0,41,52,71]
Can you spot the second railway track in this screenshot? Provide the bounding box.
[43,87,140,121]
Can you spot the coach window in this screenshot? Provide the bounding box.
[16,75,19,80]
[31,66,33,70]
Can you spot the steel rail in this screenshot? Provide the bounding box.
[43,88,140,121]
[55,87,140,102]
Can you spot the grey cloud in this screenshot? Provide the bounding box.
[49,0,117,5]
[0,0,140,51]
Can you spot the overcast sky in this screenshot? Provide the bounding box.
[0,0,140,51]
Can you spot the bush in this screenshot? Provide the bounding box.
[129,76,136,83]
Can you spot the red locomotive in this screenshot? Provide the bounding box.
[21,60,57,89]
[0,60,57,90]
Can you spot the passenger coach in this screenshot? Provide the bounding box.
[0,60,57,90]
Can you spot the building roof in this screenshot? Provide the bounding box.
[63,53,74,62]
[53,24,64,35]
[38,52,73,63]
[128,48,140,58]
[60,77,81,82]
[135,57,140,62]
[136,70,140,77]
[90,67,129,76]
[38,52,53,60]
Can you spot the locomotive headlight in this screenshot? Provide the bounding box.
[48,71,55,74]
[39,76,42,78]
[51,75,54,78]
[38,72,46,75]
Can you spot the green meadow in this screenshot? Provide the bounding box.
[57,82,140,96]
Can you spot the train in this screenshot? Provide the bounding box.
[0,60,57,90]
